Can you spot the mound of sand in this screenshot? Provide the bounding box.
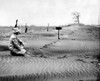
[61,24,100,41]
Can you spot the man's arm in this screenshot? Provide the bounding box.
[12,38,22,51]
[17,38,24,46]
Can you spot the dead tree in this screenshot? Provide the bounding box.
[47,23,49,31]
[72,12,80,24]
[15,19,18,28]
[25,23,28,33]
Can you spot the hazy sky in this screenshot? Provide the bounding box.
[0,0,99,26]
[98,0,100,25]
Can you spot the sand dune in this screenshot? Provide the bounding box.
[0,56,99,81]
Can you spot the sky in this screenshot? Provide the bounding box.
[0,0,99,26]
[98,0,100,25]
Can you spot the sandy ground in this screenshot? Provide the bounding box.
[0,33,99,66]
[0,25,99,62]
[0,24,100,81]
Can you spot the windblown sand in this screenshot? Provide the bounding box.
[0,24,100,81]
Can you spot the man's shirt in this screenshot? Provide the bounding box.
[9,34,24,53]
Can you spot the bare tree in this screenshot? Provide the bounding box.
[25,23,28,33]
[72,12,80,24]
[15,19,18,28]
[47,23,49,31]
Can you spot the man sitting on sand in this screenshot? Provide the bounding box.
[9,27,27,56]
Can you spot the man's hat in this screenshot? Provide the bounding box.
[12,28,21,33]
